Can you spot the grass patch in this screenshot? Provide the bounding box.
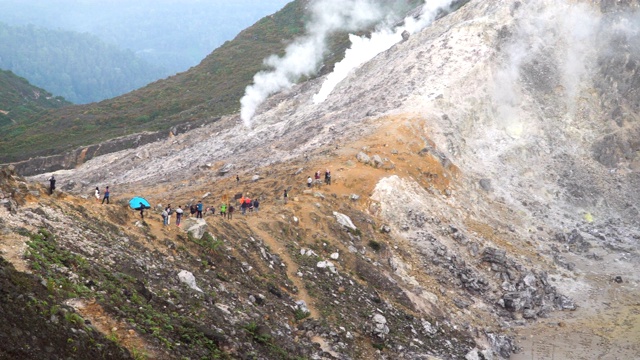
[368,240,382,252]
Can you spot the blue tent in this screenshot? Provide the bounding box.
[129,197,151,210]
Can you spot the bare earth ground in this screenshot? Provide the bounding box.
[8,113,640,359]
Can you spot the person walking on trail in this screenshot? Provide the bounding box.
[94,187,100,202]
[253,199,260,213]
[236,175,240,183]
[325,169,331,185]
[161,208,168,226]
[196,201,203,219]
[176,206,184,226]
[220,203,227,219]
[190,204,196,217]
[307,176,312,188]
[48,175,56,195]
[101,186,110,204]
[139,202,145,219]
[315,171,320,182]
[228,204,234,220]
[284,189,288,204]
[165,204,172,225]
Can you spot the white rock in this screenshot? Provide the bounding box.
[372,314,387,324]
[333,211,357,231]
[330,252,339,260]
[317,260,335,268]
[178,270,202,292]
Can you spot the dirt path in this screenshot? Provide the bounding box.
[246,217,320,319]
[66,299,164,359]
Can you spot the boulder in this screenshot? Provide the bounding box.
[217,163,233,175]
[356,152,371,164]
[178,270,203,292]
[372,314,389,338]
[371,154,384,168]
[183,218,208,239]
[333,211,357,231]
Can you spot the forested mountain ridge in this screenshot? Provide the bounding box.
[0,1,308,164]
[0,22,166,104]
[0,0,423,165]
[0,69,70,129]
[0,0,292,75]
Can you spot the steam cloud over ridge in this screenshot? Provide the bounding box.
[240,0,392,127]
[313,0,456,104]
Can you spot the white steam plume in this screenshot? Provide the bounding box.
[240,0,386,127]
[492,1,601,131]
[313,0,456,104]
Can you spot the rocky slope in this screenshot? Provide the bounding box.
[2,0,640,359]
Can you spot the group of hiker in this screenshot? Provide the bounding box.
[160,195,261,227]
[307,169,331,188]
[48,175,113,204]
[94,186,110,204]
[46,168,332,228]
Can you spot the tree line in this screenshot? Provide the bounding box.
[0,22,167,104]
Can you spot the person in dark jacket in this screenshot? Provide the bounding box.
[253,199,260,213]
[228,204,234,220]
[196,201,203,218]
[176,206,184,226]
[101,186,110,204]
[48,175,56,195]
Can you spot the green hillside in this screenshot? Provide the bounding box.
[0,69,70,129]
[0,22,166,104]
[0,0,423,164]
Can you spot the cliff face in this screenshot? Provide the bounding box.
[4,1,640,359]
[11,118,217,176]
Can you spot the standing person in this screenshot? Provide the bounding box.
[315,171,320,182]
[161,208,168,226]
[241,198,247,215]
[228,204,234,220]
[236,175,240,183]
[196,201,203,219]
[325,169,331,185]
[101,186,110,204]
[48,175,56,195]
[165,204,172,225]
[190,204,197,217]
[176,206,184,227]
[253,198,260,213]
[246,198,253,214]
[220,203,227,219]
[94,187,100,202]
[307,176,312,188]
[283,189,288,204]
[139,202,145,219]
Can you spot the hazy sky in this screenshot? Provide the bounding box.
[0,0,292,73]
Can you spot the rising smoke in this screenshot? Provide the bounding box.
[240,0,388,127]
[313,0,456,104]
[490,1,635,130]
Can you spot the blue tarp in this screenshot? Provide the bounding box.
[129,197,151,210]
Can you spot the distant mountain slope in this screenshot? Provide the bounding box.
[0,0,292,75]
[0,0,422,164]
[0,22,166,104]
[0,69,70,129]
[0,0,307,163]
